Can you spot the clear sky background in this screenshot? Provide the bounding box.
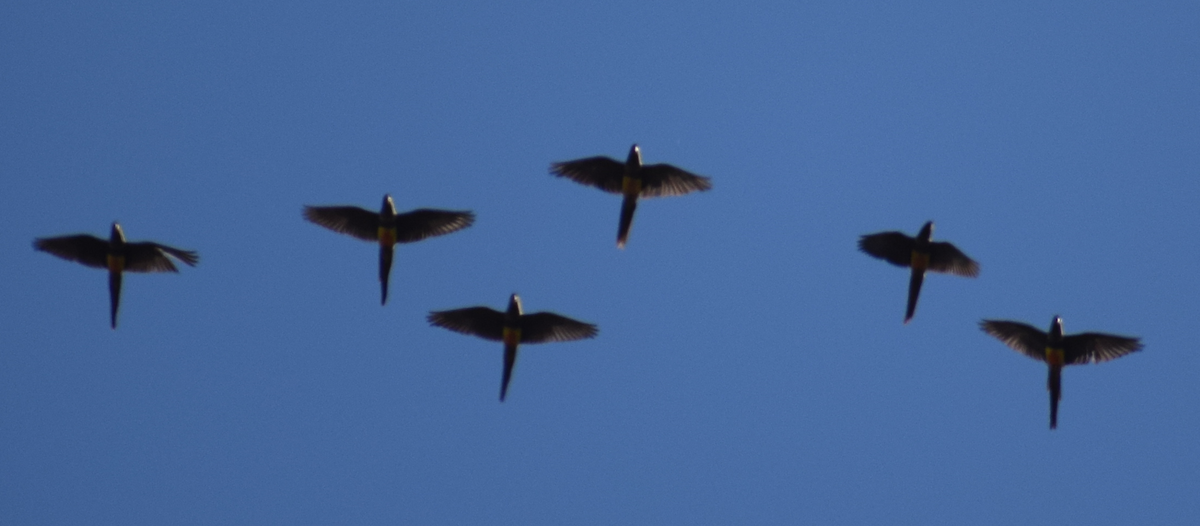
[2,1,1198,524]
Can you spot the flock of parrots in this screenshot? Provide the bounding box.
[32,143,1142,427]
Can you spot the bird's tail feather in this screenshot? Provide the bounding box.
[904,270,924,323]
[617,196,637,249]
[1049,368,1061,430]
[379,246,393,305]
[109,271,122,329]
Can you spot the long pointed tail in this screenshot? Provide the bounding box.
[617,195,637,249]
[109,271,122,329]
[379,245,394,305]
[500,344,517,402]
[1049,367,1062,430]
[904,269,925,323]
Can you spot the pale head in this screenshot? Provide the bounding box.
[917,221,934,243]
[1049,315,1064,341]
[380,194,397,217]
[507,293,523,316]
[109,222,125,243]
[625,144,642,168]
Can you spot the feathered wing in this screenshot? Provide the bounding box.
[393,209,475,243]
[519,312,598,343]
[858,232,915,267]
[124,243,199,273]
[549,156,625,193]
[427,307,507,341]
[928,242,980,277]
[638,164,713,197]
[302,205,380,241]
[1063,333,1143,364]
[980,320,1050,362]
[155,244,200,267]
[33,235,109,268]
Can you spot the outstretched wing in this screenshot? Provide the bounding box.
[303,205,380,241]
[928,242,980,277]
[125,242,199,273]
[427,307,507,341]
[549,156,625,194]
[394,209,475,243]
[858,232,915,267]
[638,164,713,198]
[519,312,599,344]
[1063,333,1143,364]
[33,234,109,268]
[980,320,1050,362]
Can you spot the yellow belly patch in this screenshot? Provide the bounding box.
[378,227,396,246]
[503,327,521,347]
[1045,347,1065,366]
[622,176,642,197]
[107,254,125,272]
[910,250,929,271]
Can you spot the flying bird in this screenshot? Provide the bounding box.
[858,221,979,323]
[550,144,712,248]
[303,194,474,305]
[33,222,199,328]
[427,293,598,401]
[980,316,1142,429]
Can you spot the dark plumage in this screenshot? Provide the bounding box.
[428,294,598,401]
[858,221,979,323]
[34,222,198,328]
[980,316,1142,429]
[303,194,474,305]
[550,144,711,248]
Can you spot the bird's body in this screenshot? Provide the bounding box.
[427,294,598,401]
[34,222,198,328]
[858,221,979,323]
[980,316,1142,429]
[551,144,712,248]
[303,194,474,305]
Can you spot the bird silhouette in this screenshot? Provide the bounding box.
[858,221,979,323]
[34,222,198,328]
[303,194,474,305]
[551,144,712,248]
[427,294,598,401]
[980,316,1142,429]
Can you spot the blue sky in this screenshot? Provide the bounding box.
[2,1,1198,524]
